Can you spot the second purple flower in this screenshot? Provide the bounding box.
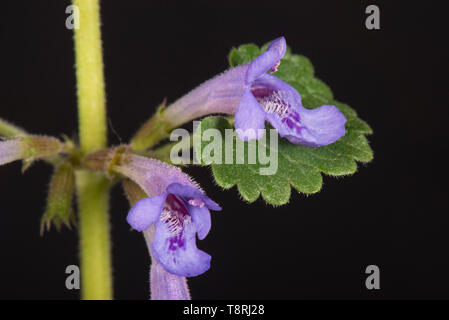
[127,182,221,277]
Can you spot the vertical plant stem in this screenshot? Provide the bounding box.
[73,0,107,154]
[73,0,112,299]
[76,171,111,299]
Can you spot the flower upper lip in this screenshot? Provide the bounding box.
[245,36,287,84]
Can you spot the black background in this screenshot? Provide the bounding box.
[0,1,448,299]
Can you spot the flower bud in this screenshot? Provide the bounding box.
[0,135,64,167]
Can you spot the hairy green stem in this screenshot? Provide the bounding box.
[76,171,111,299]
[131,100,170,151]
[73,0,107,154]
[73,0,112,299]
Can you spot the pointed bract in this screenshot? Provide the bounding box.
[40,162,76,234]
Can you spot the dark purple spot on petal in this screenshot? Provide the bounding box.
[285,118,295,128]
[160,194,191,238]
[251,87,304,134]
[168,235,185,251]
[282,110,303,133]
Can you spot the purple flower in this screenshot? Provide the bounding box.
[114,154,223,298]
[162,37,346,147]
[127,182,221,277]
[234,37,347,146]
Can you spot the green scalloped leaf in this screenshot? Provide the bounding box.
[196,43,373,205]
